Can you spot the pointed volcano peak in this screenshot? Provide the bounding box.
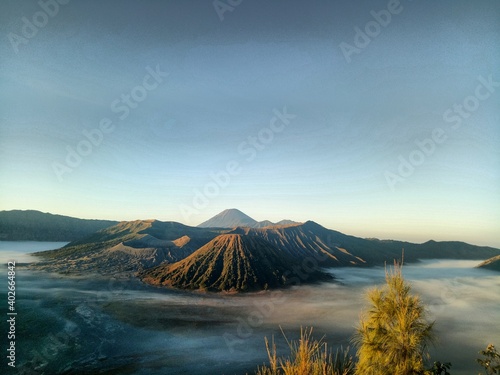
[220,208,248,216]
[197,208,258,228]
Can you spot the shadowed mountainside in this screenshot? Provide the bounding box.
[228,222,365,267]
[230,221,500,267]
[0,210,117,241]
[477,255,500,271]
[140,234,332,292]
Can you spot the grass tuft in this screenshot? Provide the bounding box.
[254,327,354,375]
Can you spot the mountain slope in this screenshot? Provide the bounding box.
[232,221,500,267]
[28,210,500,283]
[140,234,331,292]
[230,222,366,266]
[31,216,500,276]
[312,221,500,265]
[477,255,500,271]
[197,209,299,228]
[197,208,258,228]
[32,220,222,274]
[0,210,117,241]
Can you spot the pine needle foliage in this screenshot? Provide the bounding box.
[352,262,434,375]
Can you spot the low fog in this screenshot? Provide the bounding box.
[2,243,499,374]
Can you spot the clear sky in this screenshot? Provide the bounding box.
[1,0,499,247]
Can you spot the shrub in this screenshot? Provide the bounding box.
[426,361,451,375]
[477,344,500,374]
[352,262,434,375]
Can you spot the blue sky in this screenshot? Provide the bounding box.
[0,0,499,247]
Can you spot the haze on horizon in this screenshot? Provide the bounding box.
[0,0,499,248]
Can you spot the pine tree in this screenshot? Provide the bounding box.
[353,262,434,375]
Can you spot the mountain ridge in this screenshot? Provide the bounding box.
[15,208,500,291]
[0,210,118,241]
[32,220,224,274]
[197,208,300,229]
[140,233,332,292]
[30,214,500,276]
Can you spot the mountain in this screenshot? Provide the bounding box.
[29,209,500,292]
[477,255,500,271]
[253,220,274,228]
[198,208,258,228]
[227,222,366,266]
[401,240,500,261]
[0,210,117,241]
[140,234,332,292]
[275,219,298,226]
[224,221,500,267]
[32,220,223,274]
[197,208,299,229]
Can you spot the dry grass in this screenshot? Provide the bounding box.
[254,327,354,375]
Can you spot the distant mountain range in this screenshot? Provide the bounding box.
[26,208,500,292]
[0,210,118,241]
[197,208,298,228]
